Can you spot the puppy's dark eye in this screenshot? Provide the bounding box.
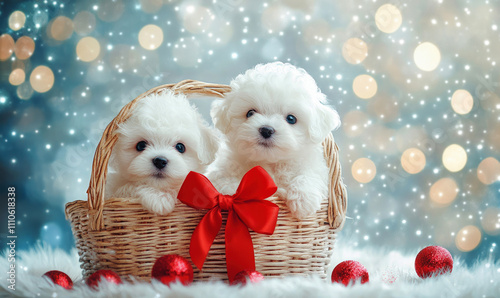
[286,114,297,124]
[175,143,186,153]
[246,109,256,118]
[136,141,147,152]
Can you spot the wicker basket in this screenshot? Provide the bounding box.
[65,80,348,282]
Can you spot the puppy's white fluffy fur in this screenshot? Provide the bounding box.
[208,62,340,219]
[105,91,219,215]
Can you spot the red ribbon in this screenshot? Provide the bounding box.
[177,166,279,282]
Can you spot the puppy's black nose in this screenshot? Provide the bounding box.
[259,126,275,139]
[153,157,168,169]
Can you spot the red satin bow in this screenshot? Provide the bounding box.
[177,166,279,282]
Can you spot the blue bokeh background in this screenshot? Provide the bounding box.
[1,0,499,267]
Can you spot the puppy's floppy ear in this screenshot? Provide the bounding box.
[210,97,232,134]
[197,123,220,165]
[309,103,341,144]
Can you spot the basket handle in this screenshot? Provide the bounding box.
[87,80,231,230]
[323,133,348,229]
[86,80,347,231]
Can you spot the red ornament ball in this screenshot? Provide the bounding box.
[151,254,193,286]
[86,269,122,289]
[43,270,73,290]
[231,270,264,285]
[415,246,453,278]
[331,260,369,286]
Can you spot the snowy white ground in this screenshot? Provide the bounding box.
[1,235,499,298]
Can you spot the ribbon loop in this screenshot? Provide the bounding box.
[177,166,279,282]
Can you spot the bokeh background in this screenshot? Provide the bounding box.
[1,0,499,266]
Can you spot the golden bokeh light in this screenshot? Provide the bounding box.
[183,6,214,34]
[353,74,377,99]
[477,157,500,185]
[342,110,369,137]
[73,11,96,36]
[342,38,368,64]
[14,36,35,60]
[50,16,74,41]
[140,0,164,13]
[455,225,481,252]
[0,34,15,61]
[9,68,26,86]
[401,148,426,174]
[481,207,500,236]
[414,42,441,71]
[30,65,55,93]
[138,24,164,50]
[429,177,458,206]
[9,10,26,31]
[352,158,377,183]
[76,37,101,62]
[451,89,474,115]
[442,144,467,172]
[375,4,402,34]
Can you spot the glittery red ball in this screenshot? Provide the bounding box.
[43,270,73,290]
[231,270,264,285]
[331,260,369,286]
[151,254,193,286]
[86,269,122,289]
[415,246,453,278]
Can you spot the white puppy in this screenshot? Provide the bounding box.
[208,62,340,219]
[105,91,219,215]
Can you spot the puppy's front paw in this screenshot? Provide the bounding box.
[137,188,177,215]
[213,177,240,195]
[286,189,322,220]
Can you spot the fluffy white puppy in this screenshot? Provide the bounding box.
[105,91,219,215]
[208,62,340,219]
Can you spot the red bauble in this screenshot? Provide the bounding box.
[231,270,264,285]
[331,260,369,286]
[43,270,73,290]
[86,269,123,289]
[151,254,193,286]
[415,246,453,278]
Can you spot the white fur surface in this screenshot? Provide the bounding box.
[105,91,219,215]
[2,237,499,297]
[208,62,341,219]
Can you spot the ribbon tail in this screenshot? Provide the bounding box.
[225,210,255,282]
[189,207,222,270]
